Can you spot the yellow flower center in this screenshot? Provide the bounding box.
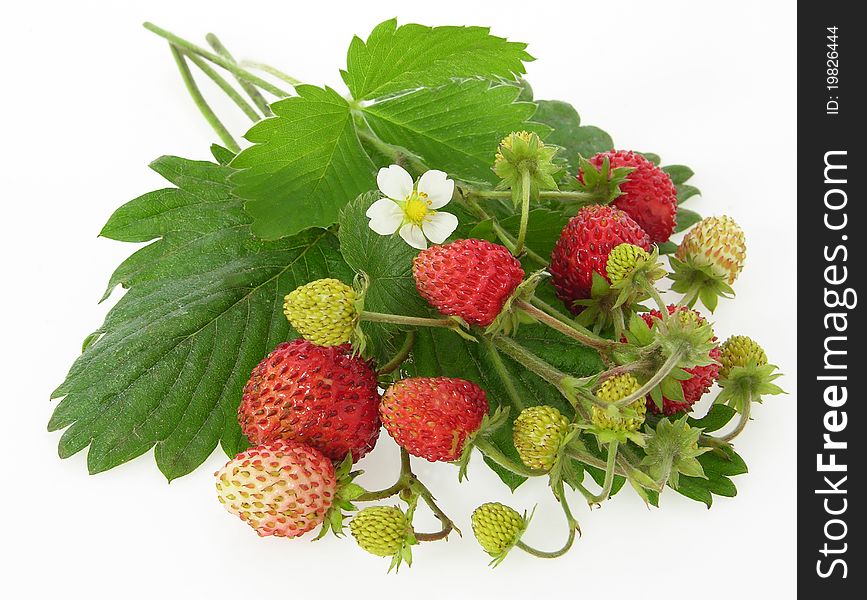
[403,192,431,225]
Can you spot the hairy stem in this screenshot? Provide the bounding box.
[475,438,546,478]
[612,348,684,408]
[240,60,302,86]
[515,480,579,559]
[481,337,527,410]
[718,395,753,443]
[514,169,532,256]
[377,331,415,376]
[411,478,460,541]
[184,51,260,121]
[206,33,272,116]
[587,441,619,504]
[169,45,239,152]
[361,311,455,328]
[490,335,569,395]
[144,23,290,97]
[356,449,413,502]
[516,298,618,352]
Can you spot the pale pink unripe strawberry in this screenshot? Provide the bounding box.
[215,440,336,538]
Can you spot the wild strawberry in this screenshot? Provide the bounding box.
[676,216,746,285]
[719,335,768,379]
[215,440,336,538]
[592,374,647,433]
[512,406,570,471]
[549,205,650,312]
[582,150,677,244]
[283,278,358,347]
[379,377,488,462]
[471,502,527,565]
[350,506,416,572]
[639,306,721,416]
[606,243,651,284]
[238,340,380,461]
[413,239,524,327]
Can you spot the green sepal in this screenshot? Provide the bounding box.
[316,454,366,540]
[455,406,510,482]
[573,156,635,204]
[715,362,786,414]
[486,270,548,336]
[493,131,561,204]
[668,256,735,313]
[687,404,737,433]
[641,415,710,490]
[486,507,534,568]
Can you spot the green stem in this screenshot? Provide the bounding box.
[410,478,460,541]
[514,169,532,256]
[361,311,455,328]
[144,23,290,97]
[169,45,239,153]
[206,33,272,117]
[475,438,546,478]
[481,337,527,410]
[612,348,684,408]
[642,279,670,316]
[457,192,548,268]
[565,446,628,476]
[355,127,429,175]
[718,395,752,443]
[356,448,413,502]
[377,331,415,376]
[240,60,302,86]
[515,298,618,352]
[588,441,619,504]
[490,336,570,395]
[184,52,260,121]
[515,480,579,559]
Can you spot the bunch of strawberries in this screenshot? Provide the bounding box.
[214,139,783,569]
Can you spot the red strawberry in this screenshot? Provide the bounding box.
[238,340,380,461]
[583,150,677,244]
[640,305,721,416]
[549,205,650,313]
[215,440,336,538]
[413,239,524,327]
[380,377,488,462]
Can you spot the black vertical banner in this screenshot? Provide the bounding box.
[798,2,862,596]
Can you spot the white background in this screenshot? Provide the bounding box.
[1,1,796,598]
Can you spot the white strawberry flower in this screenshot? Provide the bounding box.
[365,164,458,250]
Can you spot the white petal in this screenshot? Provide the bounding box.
[377,164,414,200]
[417,169,454,209]
[399,223,427,249]
[422,211,459,244]
[366,198,403,235]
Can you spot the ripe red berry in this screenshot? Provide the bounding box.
[380,377,488,462]
[549,205,650,313]
[583,150,677,244]
[238,340,381,461]
[413,239,524,327]
[640,305,721,416]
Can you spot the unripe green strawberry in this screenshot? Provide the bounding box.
[606,243,651,284]
[471,502,526,558]
[592,374,646,432]
[512,406,569,471]
[283,278,357,346]
[676,215,746,285]
[350,506,410,557]
[719,335,768,379]
[215,440,336,538]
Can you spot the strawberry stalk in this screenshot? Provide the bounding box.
[515,298,619,353]
[205,33,272,117]
[360,311,459,329]
[144,23,292,97]
[168,45,240,153]
[184,51,261,122]
[377,331,416,376]
[515,479,579,559]
[715,392,753,443]
[586,440,619,504]
[513,168,532,256]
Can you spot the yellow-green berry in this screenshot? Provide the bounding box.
[606,243,650,283]
[471,502,525,557]
[719,335,768,379]
[592,374,646,432]
[349,506,409,557]
[676,215,746,284]
[283,278,357,346]
[512,406,569,471]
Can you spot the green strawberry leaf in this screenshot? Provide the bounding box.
[687,403,737,433]
[363,80,549,185]
[673,445,748,507]
[50,156,353,480]
[337,190,434,361]
[230,85,376,240]
[675,207,702,233]
[498,208,570,259]
[408,325,604,490]
[677,184,701,205]
[532,100,614,171]
[662,165,694,185]
[342,18,533,100]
